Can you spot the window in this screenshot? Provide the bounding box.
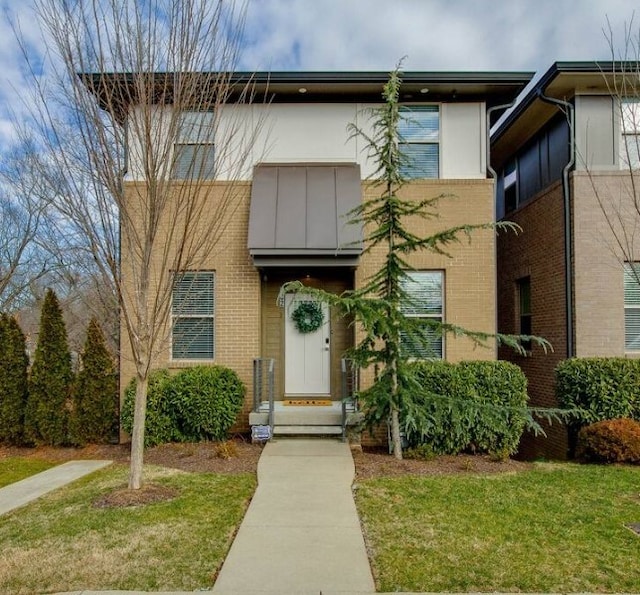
[503,159,518,214]
[172,111,215,179]
[624,263,640,350]
[400,271,444,358]
[621,100,640,170]
[517,276,532,352]
[398,105,439,179]
[172,271,215,359]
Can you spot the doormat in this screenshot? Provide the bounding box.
[283,399,332,406]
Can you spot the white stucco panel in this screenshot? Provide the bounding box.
[441,102,486,179]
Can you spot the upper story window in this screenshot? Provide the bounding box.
[399,270,444,359]
[398,105,440,179]
[517,276,532,353]
[503,159,518,214]
[624,263,640,351]
[621,100,640,170]
[172,271,215,360]
[172,111,216,180]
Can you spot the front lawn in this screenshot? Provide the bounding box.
[0,457,54,488]
[356,463,640,593]
[0,464,255,594]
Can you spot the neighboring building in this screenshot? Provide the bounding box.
[89,70,532,438]
[492,61,640,458]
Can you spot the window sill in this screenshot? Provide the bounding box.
[168,359,215,368]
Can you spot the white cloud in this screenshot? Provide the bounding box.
[239,0,640,72]
[0,0,638,148]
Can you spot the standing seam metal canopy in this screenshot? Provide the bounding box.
[248,163,363,267]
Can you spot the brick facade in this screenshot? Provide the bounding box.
[120,177,498,435]
[497,181,568,459]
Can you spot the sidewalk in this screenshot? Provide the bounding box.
[212,437,376,594]
[0,460,112,516]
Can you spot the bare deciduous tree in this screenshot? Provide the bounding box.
[583,18,640,281]
[14,0,264,488]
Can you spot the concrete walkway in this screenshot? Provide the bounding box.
[212,438,376,594]
[0,460,112,516]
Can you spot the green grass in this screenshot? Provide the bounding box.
[356,463,640,593]
[0,464,255,594]
[0,457,54,488]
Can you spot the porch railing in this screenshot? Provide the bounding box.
[341,358,359,441]
[252,358,275,432]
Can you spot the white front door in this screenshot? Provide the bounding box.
[284,294,331,395]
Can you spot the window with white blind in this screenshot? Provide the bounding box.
[172,271,215,360]
[621,100,640,170]
[624,263,640,350]
[398,105,440,179]
[172,111,215,179]
[518,276,532,353]
[399,271,444,359]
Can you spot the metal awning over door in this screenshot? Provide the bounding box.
[248,163,363,267]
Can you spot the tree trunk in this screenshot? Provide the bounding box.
[128,372,148,489]
[390,406,403,460]
[390,358,403,460]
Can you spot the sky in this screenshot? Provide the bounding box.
[0,0,639,144]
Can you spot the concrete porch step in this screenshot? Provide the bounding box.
[273,425,343,435]
[249,402,346,427]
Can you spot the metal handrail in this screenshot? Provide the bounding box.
[341,358,359,441]
[267,358,275,433]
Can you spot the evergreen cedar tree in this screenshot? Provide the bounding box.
[0,314,29,444]
[24,289,73,446]
[70,317,118,445]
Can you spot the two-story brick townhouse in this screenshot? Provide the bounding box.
[87,70,532,438]
[492,61,640,458]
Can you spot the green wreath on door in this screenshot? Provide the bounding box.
[291,301,324,334]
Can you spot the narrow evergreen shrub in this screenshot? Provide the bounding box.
[576,418,640,464]
[0,314,29,444]
[69,318,118,445]
[404,360,528,457]
[556,358,640,425]
[167,365,245,441]
[24,290,73,446]
[121,370,178,447]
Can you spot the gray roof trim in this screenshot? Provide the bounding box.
[492,61,635,143]
[248,164,363,267]
[81,70,534,121]
[252,256,360,268]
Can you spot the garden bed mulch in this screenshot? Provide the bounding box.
[0,439,533,479]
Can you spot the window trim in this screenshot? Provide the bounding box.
[517,276,532,354]
[171,270,215,361]
[400,270,445,360]
[624,262,640,351]
[171,111,216,180]
[398,104,440,179]
[620,99,640,171]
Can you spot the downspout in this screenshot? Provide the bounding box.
[487,100,519,358]
[537,91,575,358]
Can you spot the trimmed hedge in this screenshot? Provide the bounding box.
[555,358,640,425]
[121,365,245,446]
[121,370,178,447]
[167,366,245,441]
[576,418,640,464]
[404,360,528,458]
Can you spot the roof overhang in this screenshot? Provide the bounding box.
[491,61,638,169]
[248,163,363,268]
[80,70,534,123]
